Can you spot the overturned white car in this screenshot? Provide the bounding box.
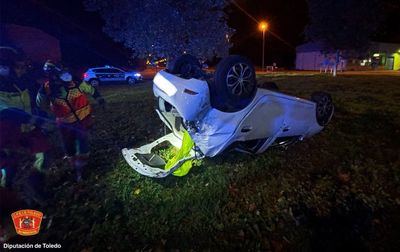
[122,55,334,178]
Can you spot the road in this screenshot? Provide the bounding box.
[140,67,400,80]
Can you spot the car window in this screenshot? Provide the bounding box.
[89,68,123,73]
[113,68,124,73]
[100,69,116,73]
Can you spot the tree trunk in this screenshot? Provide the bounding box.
[333,50,340,77]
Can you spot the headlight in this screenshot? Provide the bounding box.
[134,73,141,77]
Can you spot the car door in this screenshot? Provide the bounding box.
[105,68,119,81]
[95,68,111,81]
[112,68,125,81]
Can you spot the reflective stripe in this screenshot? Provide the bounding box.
[1,168,6,188]
[57,113,77,124]
[57,105,91,124]
[0,88,31,113]
[75,105,91,121]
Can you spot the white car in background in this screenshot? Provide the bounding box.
[83,65,142,86]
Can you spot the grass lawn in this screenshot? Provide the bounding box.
[39,74,400,250]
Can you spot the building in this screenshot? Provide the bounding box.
[367,42,400,70]
[295,42,400,71]
[1,0,131,69]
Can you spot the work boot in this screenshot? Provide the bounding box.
[22,170,46,207]
[33,152,46,172]
[0,167,15,188]
[75,167,83,182]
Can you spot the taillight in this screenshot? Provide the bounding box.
[83,73,88,79]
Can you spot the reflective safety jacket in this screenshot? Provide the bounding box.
[0,77,32,114]
[36,81,97,124]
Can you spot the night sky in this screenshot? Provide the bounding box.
[1,0,399,68]
[228,0,309,67]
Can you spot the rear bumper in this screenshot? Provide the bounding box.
[153,70,211,121]
[122,133,201,178]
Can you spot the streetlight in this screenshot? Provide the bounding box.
[259,21,268,71]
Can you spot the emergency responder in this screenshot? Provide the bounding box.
[36,60,105,181]
[0,47,50,190]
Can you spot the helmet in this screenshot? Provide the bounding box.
[43,60,61,74]
[0,47,18,62]
[0,47,18,77]
[43,60,73,83]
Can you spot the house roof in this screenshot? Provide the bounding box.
[297,41,400,54]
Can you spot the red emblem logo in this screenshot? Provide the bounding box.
[11,209,43,236]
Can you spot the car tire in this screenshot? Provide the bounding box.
[311,92,334,126]
[168,54,203,79]
[89,78,100,87]
[210,55,257,112]
[127,77,136,85]
[261,81,279,91]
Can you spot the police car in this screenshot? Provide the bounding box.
[83,65,142,86]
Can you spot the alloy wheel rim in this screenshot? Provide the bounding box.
[226,63,253,96]
[317,96,333,118]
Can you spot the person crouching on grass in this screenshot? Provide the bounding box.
[36,60,105,181]
[0,47,51,199]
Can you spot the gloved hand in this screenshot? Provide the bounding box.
[21,123,36,132]
[39,121,56,133]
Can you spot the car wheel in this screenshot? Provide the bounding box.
[260,81,279,91]
[211,55,257,112]
[127,77,136,85]
[311,92,334,126]
[89,78,100,87]
[168,54,203,79]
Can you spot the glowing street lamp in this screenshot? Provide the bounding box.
[259,21,268,71]
[259,21,268,32]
